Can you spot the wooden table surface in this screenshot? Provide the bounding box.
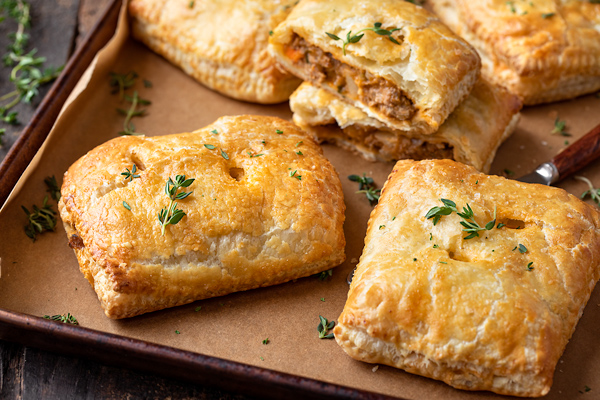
[0,1,254,398]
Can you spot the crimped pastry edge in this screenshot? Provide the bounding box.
[60,210,345,319]
[428,0,600,105]
[334,323,550,397]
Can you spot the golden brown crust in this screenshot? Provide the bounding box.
[269,0,480,134]
[428,0,600,105]
[335,159,600,397]
[129,0,302,104]
[290,80,521,173]
[59,115,345,319]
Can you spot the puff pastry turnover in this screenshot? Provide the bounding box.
[289,80,521,173]
[269,0,481,134]
[58,115,346,319]
[335,159,600,397]
[129,0,302,104]
[428,0,600,105]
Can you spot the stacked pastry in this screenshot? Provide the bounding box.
[269,0,522,172]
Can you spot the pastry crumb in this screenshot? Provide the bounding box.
[372,365,379,372]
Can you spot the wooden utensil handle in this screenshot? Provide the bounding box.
[552,122,600,180]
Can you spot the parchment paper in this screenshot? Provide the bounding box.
[0,3,599,399]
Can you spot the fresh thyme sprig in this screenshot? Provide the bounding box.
[117,91,150,136]
[425,199,497,240]
[326,22,401,55]
[43,313,78,325]
[110,71,152,136]
[109,71,138,100]
[158,174,195,235]
[44,175,60,201]
[317,269,332,281]
[22,195,56,241]
[0,0,62,125]
[348,173,380,205]
[576,176,600,206]
[551,116,570,136]
[317,315,335,339]
[121,164,140,182]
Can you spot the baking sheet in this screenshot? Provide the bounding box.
[1,3,600,399]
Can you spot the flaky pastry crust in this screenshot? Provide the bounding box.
[289,80,521,173]
[428,0,600,105]
[59,115,345,319]
[335,159,600,397]
[269,0,480,134]
[129,0,301,104]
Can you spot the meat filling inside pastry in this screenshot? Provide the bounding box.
[335,159,600,397]
[284,34,416,122]
[59,115,346,319]
[269,0,481,134]
[290,80,521,173]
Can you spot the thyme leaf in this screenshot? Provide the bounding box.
[576,176,600,206]
[425,199,497,240]
[43,313,78,325]
[317,269,332,281]
[326,22,401,55]
[526,262,534,271]
[551,116,570,136]
[118,91,150,136]
[348,173,380,205]
[0,1,62,125]
[22,196,56,241]
[44,175,61,201]
[121,164,140,182]
[158,174,195,235]
[109,71,138,99]
[317,315,335,339]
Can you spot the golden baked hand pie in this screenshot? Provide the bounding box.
[269,0,481,135]
[129,0,302,104]
[289,79,521,173]
[335,159,600,397]
[428,0,600,105]
[59,115,346,319]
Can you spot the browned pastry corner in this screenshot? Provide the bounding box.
[290,79,522,173]
[335,159,600,397]
[428,0,600,105]
[269,0,481,135]
[129,0,302,104]
[59,115,346,319]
